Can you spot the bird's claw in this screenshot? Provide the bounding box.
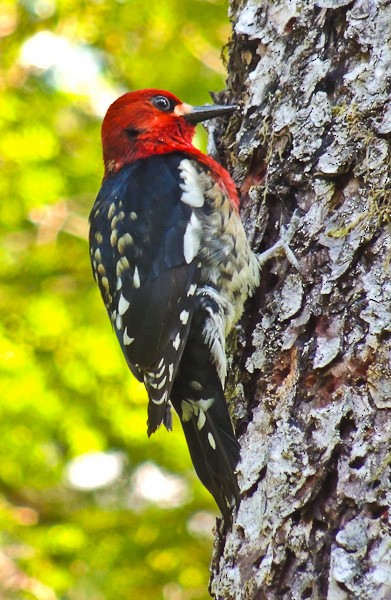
[257,212,301,271]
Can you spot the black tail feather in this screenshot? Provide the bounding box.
[170,325,241,527]
[179,399,240,527]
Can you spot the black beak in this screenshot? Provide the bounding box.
[184,103,238,125]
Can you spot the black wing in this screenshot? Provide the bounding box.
[89,153,200,433]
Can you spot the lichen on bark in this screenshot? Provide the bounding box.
[208,1,391,598]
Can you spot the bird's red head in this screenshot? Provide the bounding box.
[101,89,238,187]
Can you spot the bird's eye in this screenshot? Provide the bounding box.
[151,95,174,112]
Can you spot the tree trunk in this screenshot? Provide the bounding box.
[209,1,391,598]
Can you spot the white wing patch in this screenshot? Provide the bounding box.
[150,375,167,390]
[123,328,134,345]
[179,310,189,324]
[133,266,140,288]
[168,363,174,381]
[179,159,205,207]
[117,233,133,255]
[173,333,181,351]
[188,284,197,296]
[208,432,216,450]
[118,294,130,316]
[183,212,202,264]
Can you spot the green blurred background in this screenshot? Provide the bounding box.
[0,1,230,598]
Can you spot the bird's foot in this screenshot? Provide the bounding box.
[257,212,300,271]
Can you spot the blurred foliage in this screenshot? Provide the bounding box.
[0,1,230,598]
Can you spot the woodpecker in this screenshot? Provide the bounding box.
[89,89,260,526]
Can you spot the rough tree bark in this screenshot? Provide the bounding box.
[208,1,391,599]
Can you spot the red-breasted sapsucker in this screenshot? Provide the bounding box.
[89,89,260,525]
